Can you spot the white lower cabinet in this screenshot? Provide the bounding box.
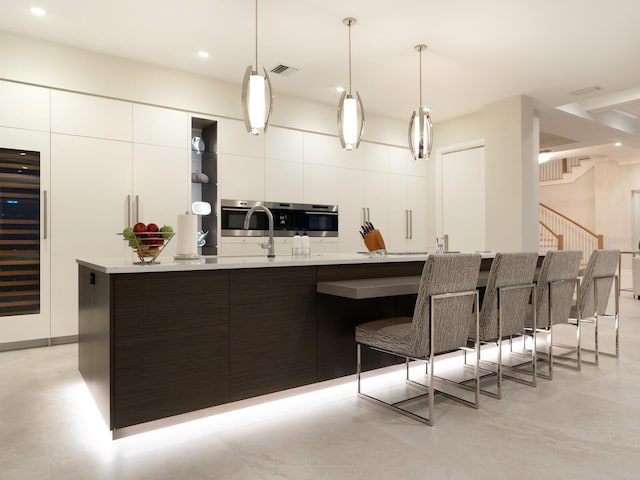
[50,134,133,337]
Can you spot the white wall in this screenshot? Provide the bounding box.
[0,30,407,146]
[430,97,538,251]
[540,169,596,230]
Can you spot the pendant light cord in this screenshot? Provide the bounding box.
[419,47,423,107]
[348,19,352,95]
[255,0,258,68]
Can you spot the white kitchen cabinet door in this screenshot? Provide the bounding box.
[303,164,338,205]
[51,90,132,141]
[218,153,264,201]
[133,104,188,148]
[407,175,427,251]
[387,174,409,252]
[363,142,389,173]
[265,158,303,203]
[303,132,338,166]
[50,134,133,337]
[338,168,365,253]
[364,170,389,238]
[266,127,303,163]
[132,144,190,258]
[0,127,51,344]
[217,119,264,158]
[0,80,50,132]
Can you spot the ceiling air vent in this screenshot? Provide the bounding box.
[569,85,604,96]
[269,64,299,76]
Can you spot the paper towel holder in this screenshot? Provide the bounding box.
[191,201,211,216]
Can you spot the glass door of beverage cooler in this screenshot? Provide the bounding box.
[0,129,50,344]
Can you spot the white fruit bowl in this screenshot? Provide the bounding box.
[118,231,175,265]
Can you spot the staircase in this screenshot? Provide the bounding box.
[539,203,603,265]
[539,156,591,183]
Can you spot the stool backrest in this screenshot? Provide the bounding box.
[535,250,582,328]
[479,252,538,340]
[411,253,481,357]
[576,249,620,318]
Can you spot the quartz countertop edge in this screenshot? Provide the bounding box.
[76,252,501,274]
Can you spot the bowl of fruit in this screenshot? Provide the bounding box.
[120,222,174,265]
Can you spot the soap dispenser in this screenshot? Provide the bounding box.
[292,231,302,256]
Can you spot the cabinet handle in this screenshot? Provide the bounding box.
[409,209,413,239]
[366,208,370,223]
[127,195,131,226]
[404,210,408,239]
[135,195,140,224]
[43,190,48,240]
[361,207,365,224]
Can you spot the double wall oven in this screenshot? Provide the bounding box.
[221,199,338,237]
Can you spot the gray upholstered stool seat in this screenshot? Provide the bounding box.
[355,317,413,357]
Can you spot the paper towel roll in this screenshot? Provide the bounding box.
[176,214,198,256]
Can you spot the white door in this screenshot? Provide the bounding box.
[440,146,485,253]
[0,128,51,343]
[50,134,133,338]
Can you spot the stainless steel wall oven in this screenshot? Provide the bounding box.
[221,200,338,237]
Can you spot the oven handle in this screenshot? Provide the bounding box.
[223,207,252,212]
[305,211,339,215]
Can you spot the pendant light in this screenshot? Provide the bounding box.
[337,17,365,150]
[408,44,433,160]
[241,0,273,135]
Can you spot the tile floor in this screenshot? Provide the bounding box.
[1,291,639,479]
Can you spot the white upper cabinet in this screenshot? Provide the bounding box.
[303,163,338,205]
[0,80,50,132]
[265,127,304,202]
[266,127,303,163]
[265,158,303,203]
[133,104,188,148]
[51,90,132,141]
[303,132,338,166]
[219,153,264,200]
[363,142,389,172]
[389,146,410,175]
[217,118,264,157]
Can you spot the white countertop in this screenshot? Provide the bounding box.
[76,252,445,274]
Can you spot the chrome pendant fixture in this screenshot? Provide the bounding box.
[241,0,273,135]
[408,44,433,160]
[338,17,365,150]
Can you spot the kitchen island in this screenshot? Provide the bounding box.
[77,253,494,434]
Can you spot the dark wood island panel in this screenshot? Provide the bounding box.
[112,270,230,428]
[229,266,317,401]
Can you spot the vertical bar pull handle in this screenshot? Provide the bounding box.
[135,195,140,224]
[409,209,413,239]
[43,190,48,240]
[405,210,409,239]
[361,207,365,225]
[366,207,370,223]
[127,195,131,226]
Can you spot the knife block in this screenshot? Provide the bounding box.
[364,229,386,252]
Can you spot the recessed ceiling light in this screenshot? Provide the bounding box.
[30,6,46,16]
[615,142,622,147]
[336,86,345,93]
[197,50,210,59]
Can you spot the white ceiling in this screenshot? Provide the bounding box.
[4,0,640,159]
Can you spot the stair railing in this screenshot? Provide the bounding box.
[539,203,603,264]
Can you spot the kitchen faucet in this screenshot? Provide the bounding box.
[243,205,275,258]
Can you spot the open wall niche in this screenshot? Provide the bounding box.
[191,118,217,255]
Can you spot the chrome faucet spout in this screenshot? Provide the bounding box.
[244,205,275,258]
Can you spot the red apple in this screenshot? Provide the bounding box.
[133,222,146,233]
[146,223,159,232]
